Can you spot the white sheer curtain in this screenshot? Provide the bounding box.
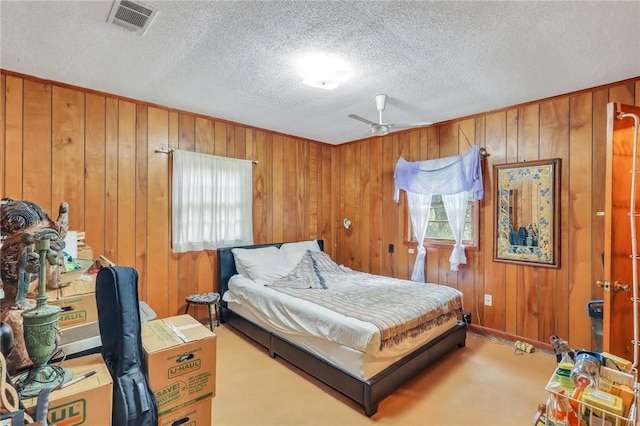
[172,150,253,253]
[394,146,483,280]
[407,192,432,282]
[442,192,468,271]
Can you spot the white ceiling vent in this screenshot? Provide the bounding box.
[107,0,158,36]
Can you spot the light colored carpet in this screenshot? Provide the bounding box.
[211,324,556,426]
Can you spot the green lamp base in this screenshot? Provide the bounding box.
[15,364,74,398]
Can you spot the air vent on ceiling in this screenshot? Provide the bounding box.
[107,0,158,36]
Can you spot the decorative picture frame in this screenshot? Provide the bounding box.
[493,159,561,268]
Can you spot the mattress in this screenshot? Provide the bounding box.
[223,274,460,379]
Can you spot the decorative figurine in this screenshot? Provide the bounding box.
[1,199,69,309]
[13,228,73,397]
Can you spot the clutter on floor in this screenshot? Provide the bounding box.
[534,335,638,426]
[0,198,216,425]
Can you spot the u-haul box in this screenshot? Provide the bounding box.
[142,314,216,416]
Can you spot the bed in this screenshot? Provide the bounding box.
[217,240,467,416]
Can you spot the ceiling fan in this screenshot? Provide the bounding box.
[348,94,433,136]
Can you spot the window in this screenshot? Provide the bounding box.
[171,150,253,253]
[405,191,479,249]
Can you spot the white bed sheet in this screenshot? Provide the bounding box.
[223,274,460,379]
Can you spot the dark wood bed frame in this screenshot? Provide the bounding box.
[217,240,467,416]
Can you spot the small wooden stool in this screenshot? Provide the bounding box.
[184,292,220,330]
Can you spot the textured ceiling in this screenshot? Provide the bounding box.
[1,1,639,145]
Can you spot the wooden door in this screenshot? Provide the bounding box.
[603,102,640,361]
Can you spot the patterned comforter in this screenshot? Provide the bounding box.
[267,250,463,351]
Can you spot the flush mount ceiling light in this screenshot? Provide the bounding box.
[303,69,348,90]
[298,53,349,90]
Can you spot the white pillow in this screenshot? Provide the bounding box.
[231,246,292,283]
[280,240,321,268]
[232,253,249,277]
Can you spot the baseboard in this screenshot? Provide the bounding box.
[467,324,554,354]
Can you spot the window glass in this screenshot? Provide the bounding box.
[406,191,477,247]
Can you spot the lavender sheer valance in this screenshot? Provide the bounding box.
[393,145,484,202]
[393,145,484,278]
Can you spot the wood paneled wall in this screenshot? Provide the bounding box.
[0,72,334,320]
[2,70,639,349]
[334,78,640,349]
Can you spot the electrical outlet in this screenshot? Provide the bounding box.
[408,248,415,254]
[484,294,492,307]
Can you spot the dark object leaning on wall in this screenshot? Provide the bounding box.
[95,266,158,426]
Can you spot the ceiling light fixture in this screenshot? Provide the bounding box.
[303,69,348,90]
[299,53,349,90]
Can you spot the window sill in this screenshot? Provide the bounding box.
[403,240,479,251]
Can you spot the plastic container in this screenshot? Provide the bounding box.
[571,351,601,389]
[587,300,604,352]
[581,388,625,423]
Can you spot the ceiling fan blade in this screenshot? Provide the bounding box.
[350,94,432,137]
[388,121,433,130]
[348,114,377,126]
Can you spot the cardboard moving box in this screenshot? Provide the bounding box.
[20,354,112,426]
[158,396,212,426]
[76,245,93,261]
[47,274,98,330]
[142,314,216,416]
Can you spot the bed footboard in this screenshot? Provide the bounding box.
[222,306,466,417]
[363,321,466,415]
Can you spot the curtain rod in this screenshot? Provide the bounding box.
[156,146,258,164]
[157,145,485,162]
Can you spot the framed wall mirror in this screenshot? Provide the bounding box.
[493,158,561,268]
